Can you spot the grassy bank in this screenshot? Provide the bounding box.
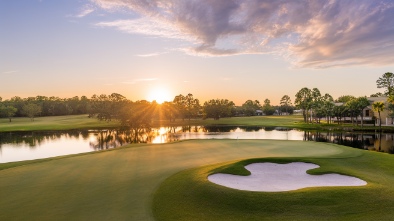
[0,115,119,132]
[1,114,390,132]
[153,151,394,220]
[0,140,377,221]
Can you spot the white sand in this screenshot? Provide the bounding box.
[208,162,367,192]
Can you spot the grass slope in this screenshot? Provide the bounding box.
[153,151,394,221]
[0,140,351,221]
[0,115,119,132]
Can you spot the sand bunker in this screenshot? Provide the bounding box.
[208,162,367,192]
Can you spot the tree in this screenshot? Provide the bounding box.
[295,87,312,123]
[309,88,322,123]
[356,97,370,127]
[0,105,18,122]
[320,94,334,124]
[386,95,394,123]
[203,99,235,120]
[333,105,347,124]
[336,95,356,103]
[90,93,127,121]
[370,92,384,97]
[376,72,394,96]
[161,101,177,122]
[372,101,385,130]
[118,100,155,141]
[262,99,275,115]
[173,94,186,120]
[184,93,200,120]
[22,103,42,121]
[279,95,292,115]
[241,100,261,116]
[345,98,359,125]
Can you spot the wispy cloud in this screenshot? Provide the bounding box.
[74,4,95,18]
[136,52,167,57]
[91,0,394,68]
[96,18,192,41]
[2,70,18,74]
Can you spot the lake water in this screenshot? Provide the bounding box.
[1,126,393,163]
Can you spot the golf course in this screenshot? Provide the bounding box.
[1,139,394,220]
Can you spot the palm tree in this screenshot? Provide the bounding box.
[372,101,385,130]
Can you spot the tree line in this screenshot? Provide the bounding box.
[293,72,394,129]
[0,93,293,122]
[1,72,392,127]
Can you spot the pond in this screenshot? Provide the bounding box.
[1,126,393,163]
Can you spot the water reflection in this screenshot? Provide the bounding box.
[1,126,394,163]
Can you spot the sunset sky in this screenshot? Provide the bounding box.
[1,0,394,105]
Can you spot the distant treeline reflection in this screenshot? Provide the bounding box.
[1,127,394,154]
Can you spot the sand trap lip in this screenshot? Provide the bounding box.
[208,162,367,192]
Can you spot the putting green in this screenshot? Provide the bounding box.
[0,140,377,220]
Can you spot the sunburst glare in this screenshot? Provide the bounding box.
[147,87,172,104]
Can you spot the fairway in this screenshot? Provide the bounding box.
[0,140,392,220]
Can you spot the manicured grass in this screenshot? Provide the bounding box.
[154,115,306,128]
[2,114,391,132]
[0,115,305,132]
[153,150,394,221]
[0,115,119,132]
[0,140,360,221]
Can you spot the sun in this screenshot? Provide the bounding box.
[147,87,172,104]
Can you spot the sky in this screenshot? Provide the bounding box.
[1,0,394,105]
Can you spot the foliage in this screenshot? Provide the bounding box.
[356,97,371,127]
[161,101,177,122]
[0,95,91,117]
[117,100,157,140]
[262,99,275,115]
[90,93,127,121]
[172,93,201,120]
[279,95,292,115]
[22,103,42,121]
[376,72,394,96]
[0,105,17,122]
[336,95,356,103]
[370,92,384,97]
[372,101,385,129]
[294,87,312,122]
[203,99,235,120]
[241,100,261,116]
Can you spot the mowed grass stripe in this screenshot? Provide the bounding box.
[0,140,354,220]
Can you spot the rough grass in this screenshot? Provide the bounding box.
[153,151,394,221]
[0,140,355,221]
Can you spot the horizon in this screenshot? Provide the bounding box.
[1,1,394,106]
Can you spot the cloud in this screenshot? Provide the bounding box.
[96,17,192,41]
[91,0,394,68]
[74,4,95,18]
[136,52,167,57]
[2,70,18,74]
